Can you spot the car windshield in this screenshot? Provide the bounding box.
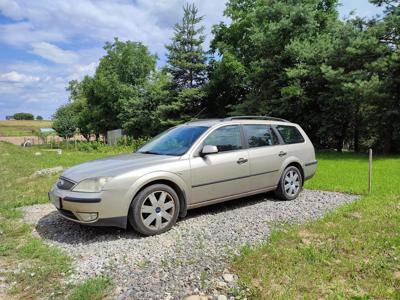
[137,125,209,156]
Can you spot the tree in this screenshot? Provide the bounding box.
[166,3,207,89]
[211,0,340,146]
[83,39,157,137]
[209,0,400,153]
[65,79,94,140]
[13,112,34,120]
[163,4,208,125]
[367,0,400,153]
[52,104,78,139]
[36,115,43,120]
[204,52,249,117]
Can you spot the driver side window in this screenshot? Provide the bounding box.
[203,125,242,152]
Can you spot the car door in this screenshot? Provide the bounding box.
[189,125,250,204]
[243,124,286,191]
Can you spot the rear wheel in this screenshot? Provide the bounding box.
[129,184,180,236]
[275,166,303,200]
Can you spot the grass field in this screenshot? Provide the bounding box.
[0,120,52,136]
[0,142,124,299]
[232,151,400,299]
[0,142,399,299]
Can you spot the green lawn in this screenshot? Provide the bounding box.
[0,142,127,299]
[232,151,400,299]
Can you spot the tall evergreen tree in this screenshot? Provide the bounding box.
[166,3,207,89]
[159,3,208,126]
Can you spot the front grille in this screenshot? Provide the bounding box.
[56,177,75,190]
[57,208,78,220]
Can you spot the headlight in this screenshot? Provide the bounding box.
[72,177,112,193]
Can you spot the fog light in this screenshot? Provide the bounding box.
[75,212,98,222]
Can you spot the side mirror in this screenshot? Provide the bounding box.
[200,145,218,157]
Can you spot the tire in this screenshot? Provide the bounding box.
[275,166,303,200]
[128,184,180,236]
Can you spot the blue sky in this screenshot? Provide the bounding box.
[0,0,383,120]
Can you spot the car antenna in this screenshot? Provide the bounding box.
[190,107,207,121]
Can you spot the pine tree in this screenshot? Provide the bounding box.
[159,3,208,126]
[166,3,207,89]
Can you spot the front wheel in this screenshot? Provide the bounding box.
[128,184,180,236]
[275,166,303,200]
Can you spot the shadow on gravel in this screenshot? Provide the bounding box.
[36,191,282,245]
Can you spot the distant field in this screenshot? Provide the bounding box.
[0,120,52,136]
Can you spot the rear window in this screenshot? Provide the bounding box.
[244,125,278,148]
[276,125,305,144]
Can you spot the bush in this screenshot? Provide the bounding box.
[39,137,149,153]
[13,112,34,120]
[116,136,149,150]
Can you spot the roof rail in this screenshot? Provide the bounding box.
[223,116,290,123]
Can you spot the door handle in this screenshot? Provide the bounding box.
[237,158,248,164]
[278,151,287,157]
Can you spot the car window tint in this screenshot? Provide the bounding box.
[203,125,242,152]
[276,125,305,144]
[244,125,278,148]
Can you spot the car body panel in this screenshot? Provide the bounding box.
[62,153,181,183]
[247,144,286,190]
[189,149,250,203]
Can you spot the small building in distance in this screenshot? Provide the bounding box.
[39,128,56,135]
[5,116,14,120]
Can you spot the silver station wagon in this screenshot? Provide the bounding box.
[49,116,317,236]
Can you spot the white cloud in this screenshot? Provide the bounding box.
[31,42,79,64]
[0,0,229,118]
[0,71,40,83]
[68,62,98,81]
[0,0,227,56]
[0,0,23,20]
[0,22,66,46]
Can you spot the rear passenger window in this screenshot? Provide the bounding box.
[276,125,305,144]
[244,125,278,148]
[203,125,242,152]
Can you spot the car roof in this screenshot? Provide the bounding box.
[185,116,293,127]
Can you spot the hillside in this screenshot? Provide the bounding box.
[0,120,53,137]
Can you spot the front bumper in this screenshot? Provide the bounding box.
[48,185,127,228]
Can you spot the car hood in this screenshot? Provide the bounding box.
[62,153,180,182]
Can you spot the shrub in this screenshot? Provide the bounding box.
[13,112,34,120]
[117,136,150,150]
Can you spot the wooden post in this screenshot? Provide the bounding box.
[368,148,372,193]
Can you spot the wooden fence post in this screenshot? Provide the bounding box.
[368,148,372,193]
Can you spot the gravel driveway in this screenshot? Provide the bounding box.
[22,190,357,299]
